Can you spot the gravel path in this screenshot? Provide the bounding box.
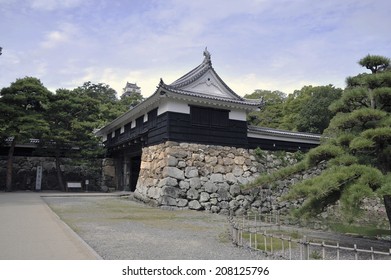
[43,195,268,260]
[43,194,391,260]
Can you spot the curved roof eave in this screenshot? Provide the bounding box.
[94,87,163,136]
[160,83,262,110]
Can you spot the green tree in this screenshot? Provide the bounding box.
[0,77,51,191]
[278,87,313,131]
[118,91,144,111]
[245,89,286,128]
[295,85,342,134]
[73,82,119,128]
[41,88,103,191]
[73,81,144,128]
[284,55,391,220]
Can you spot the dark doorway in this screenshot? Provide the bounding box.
[112,143,142,192]
[129,155,141,191]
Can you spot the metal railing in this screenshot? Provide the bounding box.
[229,213,391,260]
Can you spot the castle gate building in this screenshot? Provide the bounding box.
[95,49,320,209]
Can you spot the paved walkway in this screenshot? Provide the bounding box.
[0,192,104,260]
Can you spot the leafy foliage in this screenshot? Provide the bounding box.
[305,144,344,166]
[0,77,52,191]
[278,54,391,219]
[246,85,341,134]
[284,164,382,219]
[358,54,390,74]
[246,90,285,128]
[1,78,144,191]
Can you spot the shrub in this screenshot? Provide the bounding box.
[283,164,384,219]
[254,147,266,160]
[327,154,358,167]
[305,144,344,167]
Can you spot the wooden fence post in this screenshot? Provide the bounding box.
[384,195,391,248]
[337,243,340,260]
[303,236,309,260]
[264,230,267,252]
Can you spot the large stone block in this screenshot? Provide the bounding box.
[232,166,244,177]
[200,192,210,202]
[177,198,188,207]
[234,156,246,165]
[205,155,217,165]
[229,184,241,196]
[217,186,230,201]
[229,199,239,210]
[213,165,225,173]
[225,173,237,184]
[185,167,198,178]
[204,182,218,193]
[166,155,178,167]
[210,173,223,183]
[158,177,178,188]
[162,186,181,198]
[166,147,188,158]
[179,180,190,190]
[189,200,202,210]
[162,167,185,180]
[219,201,229,209]
[187,187,200,200]
[160,195,177,206]
[189,177,201,189]
[147,187,162,199]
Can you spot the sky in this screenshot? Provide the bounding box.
[1,0,390,98]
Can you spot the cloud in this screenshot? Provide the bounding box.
[41,22,78,49]
[28,0,84,11]
[41,30,69,49]
[1,0,390,100]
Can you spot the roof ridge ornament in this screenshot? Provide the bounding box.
[203,47,211,65]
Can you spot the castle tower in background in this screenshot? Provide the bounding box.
[122,82,141,98]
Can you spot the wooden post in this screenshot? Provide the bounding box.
[254,214,258,250]
[384,195,391,248]
[264,231,267,252]
[303,236,309,260]
[337,243,340,260]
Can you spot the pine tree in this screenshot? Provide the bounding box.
[0,77,51,191]
[283,55,391,220]
[41,88,103,191]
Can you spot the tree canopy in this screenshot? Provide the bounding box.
[246,85,341,134]
[1,78,144,191]
[284,54,391,220]
[0,77,52,191]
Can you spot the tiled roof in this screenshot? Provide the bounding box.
[160,81,263,107]
[160,48,263,107]
[248,125,321,140]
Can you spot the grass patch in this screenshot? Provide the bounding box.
[242,231,299,252]
[329,223,391,238]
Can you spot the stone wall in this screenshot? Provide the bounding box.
[0,156,102,191]
[133,141,388,224]
[133,141,304,214]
